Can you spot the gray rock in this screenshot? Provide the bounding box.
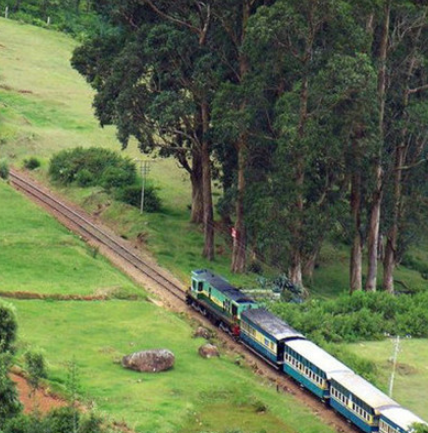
[122,349,175,373]
[198,344,220,358]
[193,326,213,340]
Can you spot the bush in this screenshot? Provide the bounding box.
[0,302,17,354]
[24,350,47,390]
[0,160,9,180]
[114,183,162,212]
[0,354,22,427]
[269,291,428,343]
[100,165,135,190]
[2,410,106,433]
[49,147,136,189]
[23,157,41,170]
[75,168,94,187]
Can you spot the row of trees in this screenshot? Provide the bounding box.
[71,0,428,293]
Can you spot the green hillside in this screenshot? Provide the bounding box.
[0,15,427,429]
[0,174,334,433]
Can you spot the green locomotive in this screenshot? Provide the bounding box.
[186,269,258,336]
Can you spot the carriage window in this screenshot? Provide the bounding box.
[198,282,203,292]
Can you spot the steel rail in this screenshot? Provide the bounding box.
[9,170,186,302]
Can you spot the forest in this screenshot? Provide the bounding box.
[3,0,428,295]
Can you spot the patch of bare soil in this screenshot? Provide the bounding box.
[11,373,66,414]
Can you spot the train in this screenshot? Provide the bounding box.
[186,269,427,433]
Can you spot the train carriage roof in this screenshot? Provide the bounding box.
[330,371,398,411]
[192,269,255,304]
[286,340,352,377]
[380,407,427,431]
[242,308,305,341]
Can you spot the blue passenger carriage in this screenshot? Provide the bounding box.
[379,407,427,433]
[240,308,304,368]
[329,371,399,433]
[283,339,352,400]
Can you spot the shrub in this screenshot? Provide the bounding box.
[0,302,17,354]
[23,157,41,170]
[0,354,22,427]
[75,168,94,187]
[0,160,9,180]
[49,147,136,189]
[114,183,162,212]
[100,165,135,190]
[269,291,428,343]
[24,350,47,390]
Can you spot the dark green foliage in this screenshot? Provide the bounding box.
[0,0,102,38]
[44,407,78,433]
[2,409,105,433]
[270,291,428,343]
[75,168,94,187]
[0,302,17,354]
[0,354,22,428]
[23,157,41,171]
[0,160,9,180]
[114,183,162,213]
[49,147,136,189]
[24,351,47,391]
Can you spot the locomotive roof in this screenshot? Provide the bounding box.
[330,371,398,411]
[192,269,255,304]
[286,340,352,377]
[380,407,427,430]
[242,308,305,341]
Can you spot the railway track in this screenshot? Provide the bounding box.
[9,170,187,303]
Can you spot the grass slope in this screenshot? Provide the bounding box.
[346,339,428,420]
[14,299,332,433]
[0,179,334,431]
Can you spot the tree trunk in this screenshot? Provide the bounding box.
[289,70,309,288]
[302,243,322,283]
[289,249,303,288]
[365,0,390,292]
[190,151,204,224]
[201,101,214,260]
[231,1,251,273]
[13,0,21,12]
[382,7,426,293]
[350,170,363,292]
[231,136,246,273]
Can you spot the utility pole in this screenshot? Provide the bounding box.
[135,160,151,214]
[388,335,400,398]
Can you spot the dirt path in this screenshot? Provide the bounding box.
[11,373,66,414]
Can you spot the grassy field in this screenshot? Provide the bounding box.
[0,180,334,432]
[346,339,428,420]
[0,182,140,297]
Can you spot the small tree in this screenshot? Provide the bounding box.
[0,354,22,427]
[0,302,17,354]
[24,350,47,394]
[0,159,9,180]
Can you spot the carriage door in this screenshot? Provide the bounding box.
[231,303,238,318]
[277,341,284,363]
